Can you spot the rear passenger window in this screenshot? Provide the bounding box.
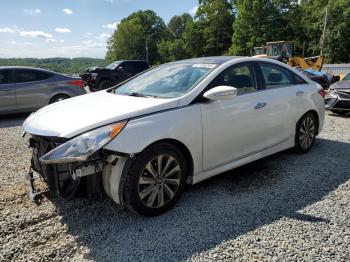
[293,73,308,84]
[0,70,11,84]
[259,63,293,89]
[14,69,53,83]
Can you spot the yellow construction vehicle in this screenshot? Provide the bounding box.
[253,41,324,71]
[253,46,266,56]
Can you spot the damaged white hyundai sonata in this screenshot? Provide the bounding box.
[23,57,325,216]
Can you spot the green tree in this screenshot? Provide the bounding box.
[157,13,193,62]
[196,0,234,55]
[106,10,166,64]
[229,0,300,56]
[300,0,350,63]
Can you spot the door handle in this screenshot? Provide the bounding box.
[296,90,304,96]
[255,102,267,109]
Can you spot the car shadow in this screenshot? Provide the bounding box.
[56,137,350,261]
[0,113,30,128]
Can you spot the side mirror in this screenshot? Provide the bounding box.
[203,86,238,101]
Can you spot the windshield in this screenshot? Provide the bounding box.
[106,61,122,70]
[111,63,215,98]
[343,73,350,81]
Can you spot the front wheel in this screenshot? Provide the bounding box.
[294,113,317,153]
[123,143,187,216]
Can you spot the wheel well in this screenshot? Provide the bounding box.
[145,139,194,182]
[49,93,70,104]
[100,78,113,83]
[303,110,320,135]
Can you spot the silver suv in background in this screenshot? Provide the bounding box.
[0,66,86,114]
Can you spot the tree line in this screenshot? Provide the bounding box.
[0,58,107,74]
[106,0,350,65]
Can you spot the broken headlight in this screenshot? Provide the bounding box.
[40,121,127,164]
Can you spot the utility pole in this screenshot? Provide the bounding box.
[320,7,328,56]
[145,37,149,63]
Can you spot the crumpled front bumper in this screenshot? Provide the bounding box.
[325,90,350,111]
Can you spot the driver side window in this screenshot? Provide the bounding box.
[211,64,257,95]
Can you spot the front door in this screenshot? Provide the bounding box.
[201,63,269,171]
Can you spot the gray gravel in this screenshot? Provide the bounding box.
[0,112,349,262]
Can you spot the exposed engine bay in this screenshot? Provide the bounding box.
[27,135,109,202]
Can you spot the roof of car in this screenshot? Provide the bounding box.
[0,66,53,72]
[173,56,242,65]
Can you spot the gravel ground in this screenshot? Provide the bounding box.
[0,112,349,262]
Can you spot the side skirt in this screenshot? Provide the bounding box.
[192,138,294,185]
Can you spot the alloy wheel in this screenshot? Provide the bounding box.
[138,154,181,208]
[299,116,315,149]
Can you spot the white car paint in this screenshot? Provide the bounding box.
[23,90,179,137]
[23,57,325,205]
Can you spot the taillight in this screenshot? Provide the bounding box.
[66,79,84,88]
[318,89,326,98]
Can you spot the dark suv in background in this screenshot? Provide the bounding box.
[80,60,149,91]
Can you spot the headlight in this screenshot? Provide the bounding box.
[40,121,127,164]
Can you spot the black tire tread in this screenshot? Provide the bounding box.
[123,142,187,216]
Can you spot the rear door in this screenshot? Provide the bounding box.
[13,69,54,111]
[256,62,309,147]
[0,69,16,112]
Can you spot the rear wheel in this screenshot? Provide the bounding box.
[123,143,187,216]
[49,94,70,104]
[294,113,317,153]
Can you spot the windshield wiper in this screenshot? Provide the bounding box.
[127,92,158,98]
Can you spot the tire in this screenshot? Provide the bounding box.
[97,79,114,90]
[49,94,70,104]
[294,112,317,153]
[123,143,187,216]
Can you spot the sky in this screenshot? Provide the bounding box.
[0,0,198,59]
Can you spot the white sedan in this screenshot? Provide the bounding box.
[23,57,325,216]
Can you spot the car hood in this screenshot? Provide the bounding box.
[332,81,350,90]
[23,91,179,138]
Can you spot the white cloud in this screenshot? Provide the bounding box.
[96,33,110,40]
[82,40,106,48]
[55,27,71,33]
[0,27,15,33]
[0,42,107,58]
[24,9,41,15]
[20,30,52,38]
[60,40,65,43]
[46,38,57,43]
[102,21,119,30]
[62,8,73,15]
[84,32,93,38]
[105,0,114,3]
[189,6,198,16]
